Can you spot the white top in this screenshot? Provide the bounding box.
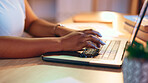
[0,0,25,37]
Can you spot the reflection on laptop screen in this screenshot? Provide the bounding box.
[130,0,148,45]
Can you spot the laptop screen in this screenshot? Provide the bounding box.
[130,0,148,45]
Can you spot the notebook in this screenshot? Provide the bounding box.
[42,0,148,68]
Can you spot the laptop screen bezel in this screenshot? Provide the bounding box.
[130,0,148,45]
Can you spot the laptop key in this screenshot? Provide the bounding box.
[108,41,120,60]
[102,41,116,60]
[99,40,111,55]
[95,40,110,59]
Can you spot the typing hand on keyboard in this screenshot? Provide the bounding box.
[60,29,105,55]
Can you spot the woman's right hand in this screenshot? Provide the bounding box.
[59,31,105,51]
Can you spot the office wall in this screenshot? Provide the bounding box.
[97,0,130,14]
[28,0,56,21]
[55,0,92,22]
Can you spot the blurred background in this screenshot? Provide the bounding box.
[28,0,144,23]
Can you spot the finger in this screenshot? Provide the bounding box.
[80,41,98,49]
[82,29,102,37]
[83,35,105,45]
[87,41,101,48]
[97,44,101,48]
[87,41,99,49]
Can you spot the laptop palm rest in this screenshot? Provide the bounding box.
[42,51,121,69]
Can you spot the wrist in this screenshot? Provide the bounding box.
[54,24,65,36]
[54,24,75,36]
[41,38,62,53]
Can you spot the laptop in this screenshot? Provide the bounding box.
[42,0,148,68]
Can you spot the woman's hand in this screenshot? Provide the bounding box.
[78,29,102,37]
[59,31,105,51]
[56,25,102,37]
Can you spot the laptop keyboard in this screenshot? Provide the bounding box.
[81,40,121,60]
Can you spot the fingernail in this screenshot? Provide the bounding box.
[99,33,102,37]
[102,41,106,45]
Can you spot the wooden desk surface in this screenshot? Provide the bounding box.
[0,57,123,83]
[0,11,139,83]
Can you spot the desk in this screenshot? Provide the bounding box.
[0,11,143,83]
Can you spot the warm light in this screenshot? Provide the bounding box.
[99,11,117,22]
[99,11,119,31]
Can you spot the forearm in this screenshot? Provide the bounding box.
[27,19,75,37]
[27,19,57,37]
[0,36,61,58]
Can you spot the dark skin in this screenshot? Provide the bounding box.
[0,0,105,58]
